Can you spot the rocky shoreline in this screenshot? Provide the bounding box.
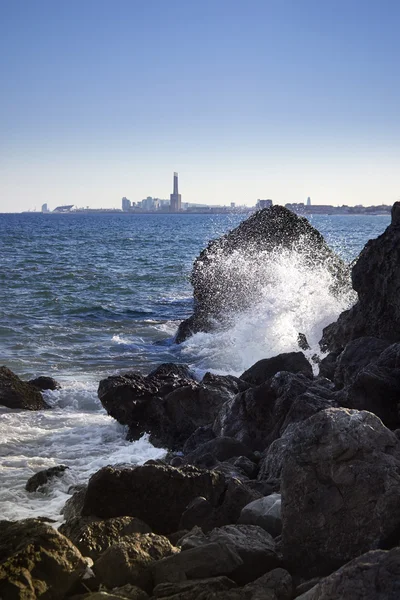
[2,204,400,599]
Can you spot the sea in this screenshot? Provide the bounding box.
[0,211,390,524]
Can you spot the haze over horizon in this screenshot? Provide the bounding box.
[1,0,399,213]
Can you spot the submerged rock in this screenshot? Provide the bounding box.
[0,518,86,598]
[25,464,69,492]
[321,201,400,352]
[0,366,49,410]
[28,375,61,390]
[176,205,349,342]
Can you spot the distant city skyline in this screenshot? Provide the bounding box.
[1,0,400,212]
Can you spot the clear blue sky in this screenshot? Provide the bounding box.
[1,0,399,211]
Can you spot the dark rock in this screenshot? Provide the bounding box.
[153,576,237,598]
[296,548,400,600]
[333,336,390,389]
[62,485,87,522]
[240,352,313,386]
[318,352,339,380]
[177,205,349,342]
[0,518,86,598]
[59,516,152,560]
[179,524,279,585]
[28,375,61,390]
[152,541,243,586]
[99,365,239,450]
[243,568,293,600]
[179,497,214,531]
[281,408,400,576]
[294,578,322,597]
[228,455,258,479]
[183,437,254,468]
[182,426,216,454]
[342,342,400,429]
[93,533,178,592]
[214,372,323,451]
[0,366,49,410]
[25,464,69,492]
[239,493,282,537]
[321,203,400,352]
[82,463,226,535]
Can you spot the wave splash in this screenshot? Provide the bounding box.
[181,246,356,376]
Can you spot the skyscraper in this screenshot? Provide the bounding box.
[170,172,182,212]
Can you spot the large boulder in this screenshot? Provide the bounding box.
[179,524,279,585]
[98,365,239,450]
[238,493,282,537]
[0,366,49,410]
[82,463,226,535]
[59,515,152,560]
[296,548,400,600]
[93,534,178,592]
[28,375,61,391]
[240,352,313,385]
[321,202,400,352]
[281,408,400,576]
[214,372,336,452]
[0,518,86,598]
[342,343,400,430]
[177,205,349,342]
[333,337,390,389]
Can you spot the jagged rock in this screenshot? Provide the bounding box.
[59,516,152,560]
[25,464,69,492]
[179,477,261,532]
[81,588,149,600]
[179,524,279,585]
[182,426,216,454]
[152,542,243,586]
[0,366,49,410]
[93,534,178,592]
[318,352,339,380]
[281,408,400,576]
[239,493,282,537]
[321,202,400,352]
[333,337,390,389]
[296,548,400,600]
[214,372,333,452]
[152,576,237,598]
[28,375,61,390]
[62,484,88,522]
[177,205,349,342]
[240,352,313,385]
[183,437,254,468]
[82,464,226,535]
[342,342,400,429]
[0,518,86,598]
[257,426,298,489]
[243,568,293,600]
[98,365,239,450]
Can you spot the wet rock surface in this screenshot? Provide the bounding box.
[25,464,69,492]
[321,201,400,352]
[0,366,49,410]
[177,205,349,342]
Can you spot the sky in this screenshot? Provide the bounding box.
[1,0,399,211]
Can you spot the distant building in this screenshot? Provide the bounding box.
[307,197,311,206]
[53,205,74,213]
[256,199,273,210]
[122,197,131,211]
[170,172,182,212]
[41,203,49,213]
[141,196,157,210]
[230,202,236,208]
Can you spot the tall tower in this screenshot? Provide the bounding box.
[307,196,311,206]
[170,172,182,212]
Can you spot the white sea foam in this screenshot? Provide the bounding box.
[0,382,165,524]
[181,248,355,376]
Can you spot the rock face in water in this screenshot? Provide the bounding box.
[321,202,400,352]
[0,366,49,410]
[176,205,349,342]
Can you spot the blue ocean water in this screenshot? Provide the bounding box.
[0,211,391,521]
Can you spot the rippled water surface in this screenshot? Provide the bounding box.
[0,211,391,521]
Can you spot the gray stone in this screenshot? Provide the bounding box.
[239,493,282,537]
